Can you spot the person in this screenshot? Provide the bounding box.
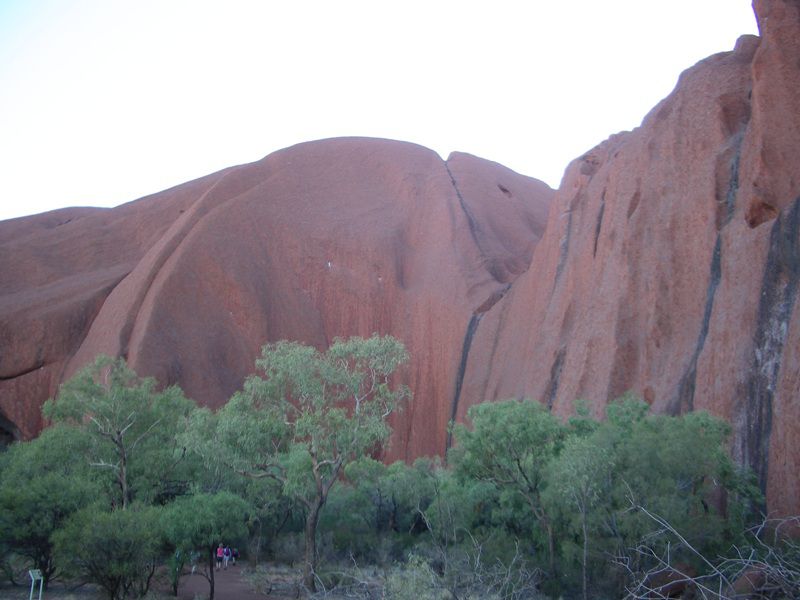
[216,543,224,570]
[223,545,232,569]
[232,547,239,565]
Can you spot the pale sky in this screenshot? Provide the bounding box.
[0,1,758,222]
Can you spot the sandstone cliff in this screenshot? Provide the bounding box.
[462,0,800,516]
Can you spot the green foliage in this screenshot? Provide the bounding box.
[541,397,760,597]
[451,399,566,573]
[53,504,164,600]
[384,554,449,600]
[543,431,614,599]
[237,475,295,564]
[451,399,565,512]
[163,491,249,597]
[214,335,410,492]
[43,355,196,508]
[2,344,772,599]
[188,335,410,590]
[322,457,456,563]
[447,395,761,597]
[164,491,249,555]
[0,425,101,584]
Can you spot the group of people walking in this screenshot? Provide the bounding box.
[215,544,239,570]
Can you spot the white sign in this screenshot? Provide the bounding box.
[29,568,44,600]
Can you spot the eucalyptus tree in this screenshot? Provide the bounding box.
[53,504,164,600]
[196,334,410,591]
[43,355,196,509]
[0,425,99,585]
[163,492,249,600]
[544,433,614,600]
[451,399,566,575]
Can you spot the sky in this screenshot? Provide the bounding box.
[0,1,759,222]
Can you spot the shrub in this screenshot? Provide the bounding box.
[53,505,164,600]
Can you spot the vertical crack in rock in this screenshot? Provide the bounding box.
[672,235,722,414]
[444,162,483,253]
[555,209,573,284]
[543,347,567,410]
[673,124,743,415]
[593,190,606,258]
[737,197,800,494]
[723,132,744,226]
[445,313,483,453]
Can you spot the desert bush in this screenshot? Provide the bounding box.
[0,425,100,585]
[271,532,307,566]
[53,505,164,600]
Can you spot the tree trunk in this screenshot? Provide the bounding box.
[303,499,323,592]
[545,519,556,577]
[208,546,216,600]
[581,509,588,600]
[249,517,262,567]
[120,454,130,510]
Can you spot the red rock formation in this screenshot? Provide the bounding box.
[462,1,800,516]
[0,139,552,463]
[2,0,798,517]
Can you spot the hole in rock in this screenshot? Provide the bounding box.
[746,200,778,228]
[497,183,513,198]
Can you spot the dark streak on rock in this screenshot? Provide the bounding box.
[0,361,45,381]
[543,347,567,410]
[672,236,722,414]
[445,313,484,452]
[475,284,512,314]
[445,162,511,283]
[555,210,573,284]
[444,162,482,254]
[737,198,800,494]
[593,189,606,258]
[723,132,744,226]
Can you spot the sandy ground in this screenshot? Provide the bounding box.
[0,563,272,600]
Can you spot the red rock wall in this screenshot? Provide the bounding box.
[0,139,552,463]
[462,0,800,515]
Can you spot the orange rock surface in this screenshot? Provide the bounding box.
[462,1,800,515]
[0,139,552,463]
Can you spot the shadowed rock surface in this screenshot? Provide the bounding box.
[1,0,798,515]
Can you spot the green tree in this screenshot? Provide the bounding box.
[382,458,442,535]
[451,399,566,575]
[609,406,757,573]
[0,425,100,585]
[43,355,196,509]
[199,335,409,591]
[53,505,163,600]
[544,432,614,600]
[544,396,760,597]
[163,492,249,600]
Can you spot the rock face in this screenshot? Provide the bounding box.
[461,0,800,516]
[0,139,552,462]
[1,0,798,515]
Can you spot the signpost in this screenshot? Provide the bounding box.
[29,569,43,600]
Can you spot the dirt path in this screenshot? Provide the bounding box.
[175,563,267,600]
